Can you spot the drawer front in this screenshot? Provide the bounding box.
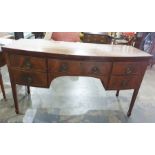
[112,62,144,75]
[9,55,46,72]
[48,59,81,76]
[12,70,48,87]
[108,75,140,90]
[82,62,112,76]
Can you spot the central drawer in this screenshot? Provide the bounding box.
[82,62,112,76]
[48,59,81,76]
[9,54,46,72]
[48,59,112,77]
[12,70,48,87]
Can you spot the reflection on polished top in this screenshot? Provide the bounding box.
[0,38,15,51]
[3,39,152,58]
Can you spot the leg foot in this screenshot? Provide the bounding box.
[127,89,139,117]
[127,111,131,117]
[116,90,119,97]
[0,72,6,100]
[27,86,30,94]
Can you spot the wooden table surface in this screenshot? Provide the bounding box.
[3,39,152,59]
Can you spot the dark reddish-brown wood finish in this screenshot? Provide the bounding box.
[11,69,48,88]
[2,39,153,116]
[9,54,46,72]
[0,71,6,100]
[0,51,6,67]
[0,49,6,100]
[108,75,140,90]
[48,59,81,76]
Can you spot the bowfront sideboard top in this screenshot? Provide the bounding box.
[2,39,151,60]
[2,39,153,116]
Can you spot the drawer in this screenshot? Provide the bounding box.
[112,62,145,75]
[108,75,140,90]
[82,62,112,76]
[12,70,48,87]
[48,59,81,76]
[9,54,46,72]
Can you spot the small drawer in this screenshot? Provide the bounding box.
[48,59,81,76]
[112,62,142,75]
[82,62,112,76]
[12,70,48,87]
[9,54,46,72]
[108,75,140,90]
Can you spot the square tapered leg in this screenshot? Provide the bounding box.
[0,71,6,100]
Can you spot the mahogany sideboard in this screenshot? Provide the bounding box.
[2,39,152,116]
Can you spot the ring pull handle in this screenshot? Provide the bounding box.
[91,66,100,74]
[125,65,134,74]
[59,63,68,72]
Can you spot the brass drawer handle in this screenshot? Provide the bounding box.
[91,66,100,74]
[22,76,33,85]
[125,65,134,74]
[23,58,32,69]
[59,63,68,72]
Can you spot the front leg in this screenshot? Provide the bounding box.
[27,85,30,94]
[0,71,6,100]
[116,90,120,97]
[10,78,19,114]
[127,88,139,117]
